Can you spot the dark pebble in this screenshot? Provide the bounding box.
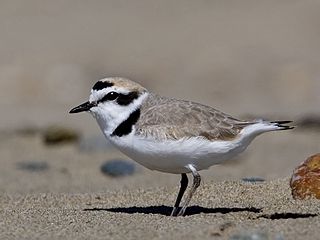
[100,160,136,177]
[17,161,49,172]
[43,126,80,145]
[297,115,320,129]
[241,177,265,183]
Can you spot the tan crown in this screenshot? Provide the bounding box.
[101,77,147,93]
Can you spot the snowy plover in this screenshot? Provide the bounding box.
[70,77,293,216]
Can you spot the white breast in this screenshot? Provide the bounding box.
[104,121,279,174]
[108,132,248,174]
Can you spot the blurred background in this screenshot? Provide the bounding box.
[0,0,319,194]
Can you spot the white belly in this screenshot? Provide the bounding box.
[108,133,251,174]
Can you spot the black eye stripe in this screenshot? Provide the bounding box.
[97,91,139,105]
[92,81,114,91]
[116,92,139,106]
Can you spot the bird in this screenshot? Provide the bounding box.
[69,77,293,216]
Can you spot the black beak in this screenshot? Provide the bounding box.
[69,101,96,114]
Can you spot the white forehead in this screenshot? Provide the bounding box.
[89,85,130,102]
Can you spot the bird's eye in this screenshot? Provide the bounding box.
[99,91,119,102]
[107,91,119,100]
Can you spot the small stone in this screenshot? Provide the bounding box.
[43,126,80,145]
[219,222,235,232]
[297,115,320,129]
[229,231,269,240]
[15,126,40,136]
[242,177,265,183]
[17,161,49,172]
[100,160,136,177]
[290,153,320,200]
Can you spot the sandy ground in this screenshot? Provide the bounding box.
[0,128,320,239]
[1,179,320,240]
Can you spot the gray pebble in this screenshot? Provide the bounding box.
[100,160,136,177]
[242,177,265,183]
[229,231,268,240]
[17,161,49,172]
[297,115,320,129]
[229,231,283,240]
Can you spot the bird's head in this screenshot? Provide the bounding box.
[69,77,148,134]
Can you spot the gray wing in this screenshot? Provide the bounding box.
[135,94,255,141]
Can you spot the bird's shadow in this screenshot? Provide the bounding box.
[83,205,262,216]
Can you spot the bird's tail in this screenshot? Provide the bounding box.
[237,120,294,145]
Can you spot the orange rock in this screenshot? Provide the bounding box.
[290,153,320,200]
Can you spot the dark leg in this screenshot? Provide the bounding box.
[177,164,201,216]
[170,173,188,216]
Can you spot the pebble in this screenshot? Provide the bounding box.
[229,231,283,240]
[43,126,80,145]
[100,160,136,177]
[290,153,320,200]
[297,115,320,129]
[15,126,40,136]
[242,177,265,183]
[17,161,49,172]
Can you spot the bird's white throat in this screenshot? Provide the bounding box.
[91,92,149,137]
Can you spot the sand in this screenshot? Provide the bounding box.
[0,129,320,240]
[1,179,320,240]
